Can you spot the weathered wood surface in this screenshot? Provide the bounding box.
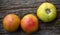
[0,0,60,35]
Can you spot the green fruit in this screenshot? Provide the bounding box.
[21,14,38,33]
[3,14,20,32]
[37,2,57,22]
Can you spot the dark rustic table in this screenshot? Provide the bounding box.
[0,0,60,35]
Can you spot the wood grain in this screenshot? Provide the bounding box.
[0,0,60,35]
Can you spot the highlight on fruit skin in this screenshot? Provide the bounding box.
[37,2,57,22]
[3,14,20,32]
[21,14,38,33]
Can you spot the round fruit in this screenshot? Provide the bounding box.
[3,14,20,32]
[21,14,38,33]
[37,2,57,22]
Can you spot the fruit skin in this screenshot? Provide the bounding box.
[21,14,38,33]
[37,2,57,22]
[3,14,20,32]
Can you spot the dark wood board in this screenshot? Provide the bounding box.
[0,0,60,35]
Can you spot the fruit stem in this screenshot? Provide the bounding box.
[46,9,51,14]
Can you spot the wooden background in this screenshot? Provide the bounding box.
[0,0,60,35]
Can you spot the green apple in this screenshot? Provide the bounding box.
[37,2,57,22]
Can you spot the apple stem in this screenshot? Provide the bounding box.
[46,9,51,14]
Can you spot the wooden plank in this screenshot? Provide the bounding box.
[0,0,60,8]
[0,8,60,34]
[0,0,60,35]
[0,8,60,18]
